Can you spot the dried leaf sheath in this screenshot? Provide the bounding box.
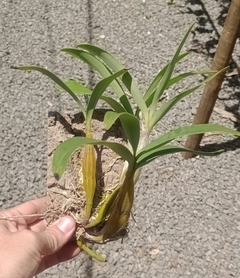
[102,172,134,241]
[85,184,121,228]
[82,142,97,220]
[85,169,135,242]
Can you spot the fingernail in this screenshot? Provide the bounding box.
[56,217,75,234]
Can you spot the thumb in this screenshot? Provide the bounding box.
[38,216,76,256]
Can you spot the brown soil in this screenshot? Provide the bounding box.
[46,110,127,241]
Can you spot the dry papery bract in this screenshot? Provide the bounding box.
[46,109,127,241]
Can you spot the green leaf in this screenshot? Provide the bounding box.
[53,137,135,179]
[62,48,133,114]
[86,69,127,127]
[62,48,112,76]
[136,144,224,168]
[149,24,195,113]
[77,44,144,118]
[78,44,125,73]
[59,79,126,113]
[104,111,140,154]
[149,85,201,130]
[149,68,228,130]
[60,79,92,94]
[101,96,126,113]
[104,111,122,130]
[122,72,148,121]
[144,52,190,103]
[166,70,218,89]
[138,124,240,157]
[14,66,86,116]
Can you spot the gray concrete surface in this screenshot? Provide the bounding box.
[1,0,240,277]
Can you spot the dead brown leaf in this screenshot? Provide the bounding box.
[213,107,240,124]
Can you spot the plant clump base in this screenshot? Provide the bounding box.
[46,109,127,242]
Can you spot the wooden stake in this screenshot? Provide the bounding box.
[183,0,240,159]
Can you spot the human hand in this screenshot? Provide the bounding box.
[0,197,80,278]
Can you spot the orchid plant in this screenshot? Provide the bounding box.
[14,24,240,261]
